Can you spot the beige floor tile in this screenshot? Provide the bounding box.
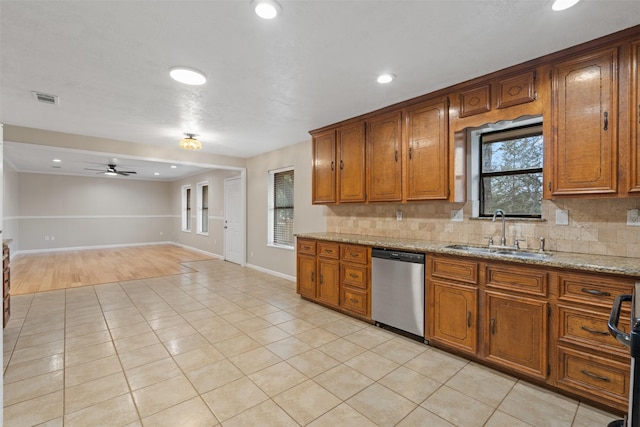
[344,327,395,349]
[274,379,342,425]
[65,320,109,338]
[575,403,620,425]
[4,370,64,407]
[4,353,64,383]
[132,375,198,418]
[277,318,317,335]
[14,328,64,350]
[248,361,308,396]
[109,322,153,340]
[307,402,377,427]
[321,319,365,337]
[370,337,427,364]
[314,364,375,400]
[265,336,313,359]
[118,342,171,370]
[163,333,211,356]
[65,355,123,387]
[65,340,116,367]
[422,385,495,427]
[214,334,262,357]
[180,308,217,322]
[247,325,291,345]
[64,393,139,427]
[245,302,280,316]
[396,406,455,427]
[499,383,578,427]
[64,371,130,414]
[125,357,182,390]
[186,359,245,394]
[347,383,417,426]
[201,377,269,421]
[173,345,226,372]
[344,350,400,381]
[198,324,244,343]
[446,362,516,407]
[154,323,198,342]
[234,316,273,333]
[220,309,256,323]
[379,366,441,403]
[484,410,534,427]
[228,346,282,375]
[261,310,296,325]
[113,330,161,353]
[141,396,218,427]
[35,416,64,427]
[4,390,64,427]
[404,347,468,383]
[10,339,65,364]
[19,320,65,337]
[296,327,340,348]
[317,337,367,362]
[223,399,298,427]
[64,329,112,351]
[286,349,341,377]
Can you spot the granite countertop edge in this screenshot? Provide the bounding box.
[295,232,640,278]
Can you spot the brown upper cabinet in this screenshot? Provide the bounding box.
[312,130,336,203]
[551,47,618,196]
[630,39,640,194]
[366,111,403,202]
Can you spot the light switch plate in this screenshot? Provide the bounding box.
[556,209,569,226]
[451,209,464,222]
[396,210,403,221]
[628,209,640,226]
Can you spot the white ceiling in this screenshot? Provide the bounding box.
[1,0,639,179]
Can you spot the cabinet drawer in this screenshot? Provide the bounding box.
[341,263,368,290]
[318,242,340,259]
[3,267,9,296]
[486,264,547,297]
[3,295,10,328]
[558,273,635,309]
[341,245,369,265]
[297,239,317,256]
[340,288,369,317]
[430,257,478,284]
[557,346,629,403]
[496,71,536,109]
[458,84,491,118]
[558,305,630,357]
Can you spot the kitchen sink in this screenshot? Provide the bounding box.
[445,244,551,260]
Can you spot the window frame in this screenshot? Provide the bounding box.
[181,185,192,232]
[196,181,209,235]
[267,166,295,250]
[478,123,543,218]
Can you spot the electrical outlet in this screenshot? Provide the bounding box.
[450,209,464,222]
[628,209,640,226]
[555,209,569,226]
[396,210,403,221]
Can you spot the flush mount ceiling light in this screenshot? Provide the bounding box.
[377,73,396,84]
[552,0,580,11]
[251,0,282,19]
[179,133,202,150]
[169,66,207,85]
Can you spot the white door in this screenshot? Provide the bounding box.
[224,176,244,265]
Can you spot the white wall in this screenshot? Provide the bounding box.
[3,160,19,253]
[169,169,240,257]
[17,173,172,251]
[246,140,327,278]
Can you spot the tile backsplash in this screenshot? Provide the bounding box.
[327,198,640,258]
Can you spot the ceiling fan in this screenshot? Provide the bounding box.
[84,164,137,176]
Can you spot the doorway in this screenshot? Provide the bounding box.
[224,175,246,265]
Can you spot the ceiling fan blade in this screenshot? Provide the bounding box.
[117,171,137,174]
[84,168,106,172]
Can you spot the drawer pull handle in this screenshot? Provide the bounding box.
[350,298,359,303]
[581,369,610,382]
[581,288,610,297]
[349,273,359,279]
[467,311,471,328]
[580,325,609,336]
[319,274,323,285]
[490,318,496,335]
[311,272,315,282]
[350,253,360,258]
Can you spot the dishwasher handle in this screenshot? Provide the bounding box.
[371,248,425,264]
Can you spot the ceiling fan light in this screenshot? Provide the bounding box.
[552,0,580,11]
[377,73,396,84]
[179,133,202,150]
[169,66,207,85]
[251,0,281,19]
[104,171,118,176]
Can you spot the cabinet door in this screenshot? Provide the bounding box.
[296,254,316,299]
[429,280,477,354]
[317,259,340,307]
[630,40,640,193]
[367,112,402,201]
[312,130,337,204]
[485,291,547,379]
[551,48,618,195]
[337,122,366,202]
[405,98,449,200]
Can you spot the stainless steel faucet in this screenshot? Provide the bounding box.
[492,209,506,246]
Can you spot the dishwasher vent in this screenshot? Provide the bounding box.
[32,91,59,105]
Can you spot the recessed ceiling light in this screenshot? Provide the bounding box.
[169,66,207,85]
[251,0,282,19]
[552,0,580,11]
[170,165,177,169]
[377,73,396,84]
[52,158,61,163]
[154,172,160,176]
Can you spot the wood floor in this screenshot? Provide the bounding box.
[10,245,215,295]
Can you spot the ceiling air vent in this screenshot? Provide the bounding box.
[31,91,59,105]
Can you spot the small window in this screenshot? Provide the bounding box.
[197,181,209,235]
[181,185,192,231]
[268,167,294,248]
[479,124,543,217]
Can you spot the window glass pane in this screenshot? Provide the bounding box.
[482,134,543,173]
[482,172,543,216]
[273,170,294,246]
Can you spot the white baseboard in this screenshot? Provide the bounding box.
[171,243,224,260]
[14,241,176,256]
[245,263,295,282]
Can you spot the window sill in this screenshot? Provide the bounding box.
[197,232,209,236]
[470,217,547,222]
[267,243,294,251]
[182,229,192,233]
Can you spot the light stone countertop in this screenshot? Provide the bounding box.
[295,232,640,278]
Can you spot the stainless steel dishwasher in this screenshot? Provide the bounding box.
[371,248,425,340]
